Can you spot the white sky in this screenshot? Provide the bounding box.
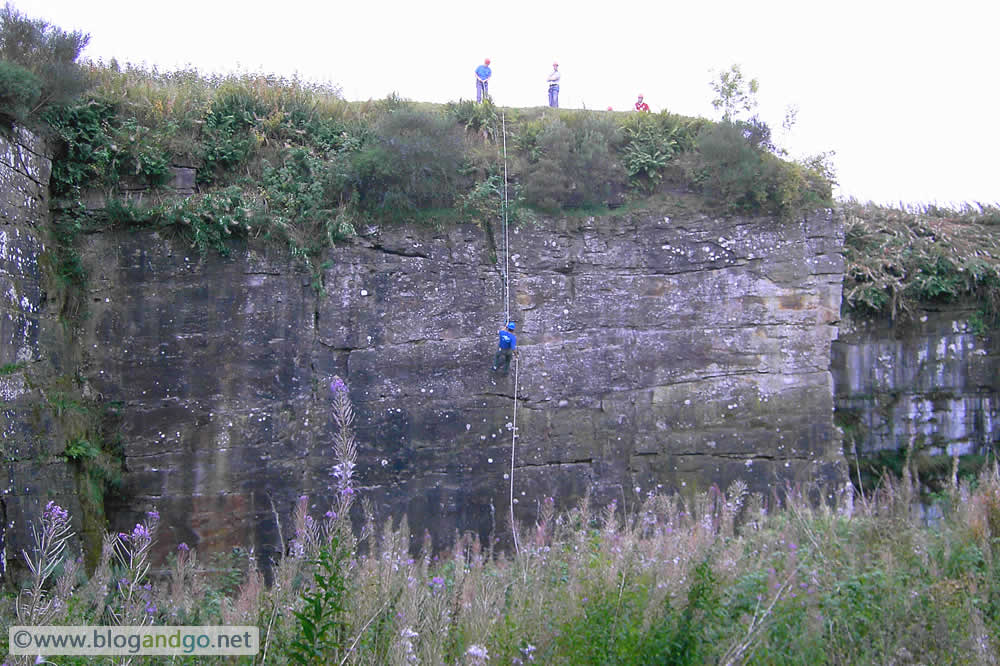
[14,0,1000,206]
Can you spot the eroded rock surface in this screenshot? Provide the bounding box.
[1,127,850,572]
[79,209,847,563]
[0,127,86,577]
[833,309,1000,460]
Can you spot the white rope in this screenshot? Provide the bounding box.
[502,112,510,326]
[509,353,520,555]
[500,112,519,555]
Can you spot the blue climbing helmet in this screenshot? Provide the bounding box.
[506,321,516,331]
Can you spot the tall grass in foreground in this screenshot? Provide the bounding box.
[4,381,1000,664]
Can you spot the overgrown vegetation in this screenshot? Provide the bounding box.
[842,200,1000,321]
[0,4,839,299]
[28,58,836,299]
[5,375,1000,663]
[0,2,89,124]
[11,4,998,324]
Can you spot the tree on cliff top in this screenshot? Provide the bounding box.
[710,64,759,123]
[0,3,89,122]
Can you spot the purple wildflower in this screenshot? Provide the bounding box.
[177,542,190,552]
[43,501,70,523]
[324,510,337,519]
[146,510,160,522]
[329,376,347,395]
[465,644,489,661]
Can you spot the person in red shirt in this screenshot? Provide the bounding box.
[634,94,650,112]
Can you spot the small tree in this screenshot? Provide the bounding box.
[0,3,89,119]
[710,63,759,122]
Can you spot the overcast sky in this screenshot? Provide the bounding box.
[14,0,999,207]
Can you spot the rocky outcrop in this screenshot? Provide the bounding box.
[832,308,1000,462]
[0,126,84,578]
[77,208,847,564]
[1,125,849,574]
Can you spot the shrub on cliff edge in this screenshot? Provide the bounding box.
[0,3,89,120]
[692,119,833,218]
[0,60,40,123]
[521,112,626,212]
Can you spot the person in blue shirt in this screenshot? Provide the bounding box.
[475,58,492,103]
[492,321,517,375]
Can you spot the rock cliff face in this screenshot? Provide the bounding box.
[833,309,1000,461]
[77,211,848,563]
[2,127,849,572]
[0,127,83,576]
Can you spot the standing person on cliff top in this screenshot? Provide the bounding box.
[476,58,492,103]
[547,62,560,107]
[635,94,650,112]
[492,322,518,376]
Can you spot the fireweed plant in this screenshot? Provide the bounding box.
[4,381,1000,664]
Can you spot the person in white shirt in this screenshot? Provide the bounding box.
[547,62,560,108]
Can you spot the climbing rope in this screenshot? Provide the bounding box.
[500,111,519,555]
[502,112,511,326]
[510,354,520,555]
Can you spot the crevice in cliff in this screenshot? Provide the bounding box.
[534,263,754,278]
[4,143,47,190]
[370,243,430,259]
[515,458,593,469]
[665,451,814,463]
[482,219,499,266]
[478,391,528,403]
[313,263,326,335]
[316,340,358,353]
[481,218,511,316]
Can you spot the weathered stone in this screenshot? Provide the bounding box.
[65,204,848,566]
[0,127,90,581]
[168,166,197,194]
[1,126,858,574]
[832,308,1000,458]
[0,127,51,228]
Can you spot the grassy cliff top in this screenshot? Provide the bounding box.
[16,61,832,292]
[7,47,1000,326]
[33,62,833,217]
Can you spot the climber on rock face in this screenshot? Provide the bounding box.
[492,321,518,376]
